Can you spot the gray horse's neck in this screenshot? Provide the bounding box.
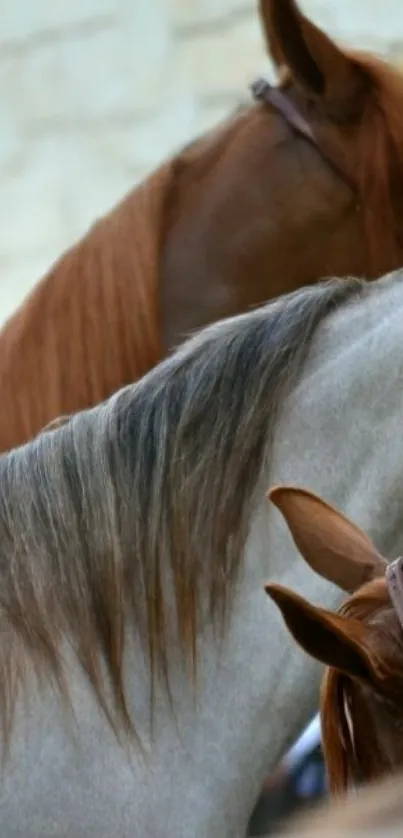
[253,268,403,768]
[3,270,403,838]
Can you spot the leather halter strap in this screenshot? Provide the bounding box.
[251,77,356,193]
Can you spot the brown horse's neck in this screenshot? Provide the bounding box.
[0,164,172,452]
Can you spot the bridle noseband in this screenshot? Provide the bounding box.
[251,77,356,194]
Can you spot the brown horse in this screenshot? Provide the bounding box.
[264,486,403,798]
[3,0,403,452]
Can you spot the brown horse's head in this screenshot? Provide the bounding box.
[161,0,403,348]
[264,486,403,796]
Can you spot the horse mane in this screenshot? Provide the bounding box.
[0,277,364,747]
[0,102,260,457]
[320,577,398,795]
[0,103,262,457]
[0,161,173,453]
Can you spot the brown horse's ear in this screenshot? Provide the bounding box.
[265,583,375,681]
[267,486,387,593]
[259,0,368,121]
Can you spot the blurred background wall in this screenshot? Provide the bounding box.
[1,0,403,324]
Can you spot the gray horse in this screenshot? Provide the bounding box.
[0,272,402,836]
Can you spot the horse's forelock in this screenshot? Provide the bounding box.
[320,575,403,793]
[320,667,355,795]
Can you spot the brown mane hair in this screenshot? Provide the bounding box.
[320,577,401,794]
[0,162,171,452]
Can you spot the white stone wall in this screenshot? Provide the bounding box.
[1,0,403,323]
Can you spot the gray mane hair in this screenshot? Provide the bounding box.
[0,277,365,745]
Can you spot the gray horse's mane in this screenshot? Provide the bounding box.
[0,277,364,744]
